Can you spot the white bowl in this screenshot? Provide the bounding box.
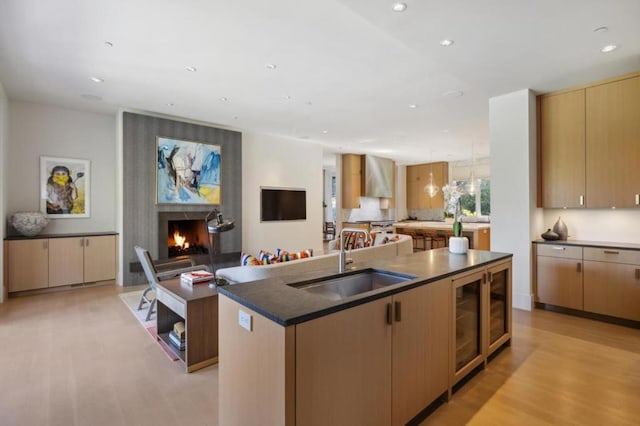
[10,212,49,237]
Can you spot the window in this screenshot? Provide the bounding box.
[455,178,490,217]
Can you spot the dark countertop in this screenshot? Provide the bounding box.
[217,248,512,327]
[533,239,640,251]
[5,231,118,240]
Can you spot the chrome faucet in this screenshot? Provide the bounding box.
[339,228,371,273]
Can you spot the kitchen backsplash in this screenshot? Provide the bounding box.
[407,208,445,221]
[341,197,394,222]
[542,209,640,243]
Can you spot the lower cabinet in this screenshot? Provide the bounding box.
[6,234,117,292]
[295,279,450,426]
[535,244,583,310]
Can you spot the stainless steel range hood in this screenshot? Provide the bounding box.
[364,155,393,198]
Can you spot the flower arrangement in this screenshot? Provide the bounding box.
[442,183,464,237]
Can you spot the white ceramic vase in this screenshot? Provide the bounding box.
[10,211,49,237]
[449,236,469,254]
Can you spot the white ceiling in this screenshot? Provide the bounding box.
[0,0,638,165]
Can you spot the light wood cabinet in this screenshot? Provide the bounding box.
[406,162,448,210]
[538,89,586,208]
[586,75,640,208]
[583,247,640,321]
[342,154,363,208]
[538,73,640,208]
[451,260,512,387]
[535,244,583,310]
[6,234,117,293]
[6,239,49,292]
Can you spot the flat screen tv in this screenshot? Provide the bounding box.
[261,187,307,221]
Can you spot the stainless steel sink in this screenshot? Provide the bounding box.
[290,269,415,301]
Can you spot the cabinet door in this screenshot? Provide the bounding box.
[406,164,421,209]
[452,270,485,385]
[8,239,49,292]
[584,261,640,321]
[341,154,362,208]
[486,261,511,356]
[49,237,84,287]
[296,296,392,426]
[538,90,586,208]
[392,280,449,426]
[536,256,583,310]
[428,162,448,209]
[586,76,640,208]
[84,235,116,282]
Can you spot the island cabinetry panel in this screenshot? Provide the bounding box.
[406,162,448,210]
[586,75,640,208]
[537,89,586,208]
[342,154,363,209]
[535,244,583,310]
[6,234,117,292]
[6,239,49,292]
[583,248,640,321]
[451,259,512,386]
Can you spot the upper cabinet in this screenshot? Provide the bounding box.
[538,90,586,208]
[406,162,448,210]
[586,76,640,208]
[342,154,362,209]
[341,154,396,209]
[538,73,640,208]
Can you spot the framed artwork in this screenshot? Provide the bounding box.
[156,137,221,205]
[40,156,90,218]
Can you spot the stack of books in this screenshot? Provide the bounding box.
[168,321,186,351]
[180,270,214,286]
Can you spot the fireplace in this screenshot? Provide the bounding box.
[167,219,209,258]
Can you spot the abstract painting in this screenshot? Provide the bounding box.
[40,156,90,218]
[156,137,221,205]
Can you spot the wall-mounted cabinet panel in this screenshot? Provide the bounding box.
[538,90,586,208]
[406,162,448,210]
[342,154,363,209]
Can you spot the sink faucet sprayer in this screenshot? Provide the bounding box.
[339,228,371,273]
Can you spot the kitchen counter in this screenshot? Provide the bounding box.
[216,248,512,326]
[394,220,490,230]
[394,221,491,250]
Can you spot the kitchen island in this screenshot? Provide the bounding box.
[394,220,491,250]
[217,248,512,426]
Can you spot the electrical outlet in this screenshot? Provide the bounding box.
[238,309,252,332]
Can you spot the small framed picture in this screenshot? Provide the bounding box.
[40,156,90,218]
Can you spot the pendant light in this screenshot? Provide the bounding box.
[464,140,478,195]
[423,151,439,198]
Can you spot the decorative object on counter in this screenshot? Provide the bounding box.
[541,228,560,241]
[552,216,568,240]
[443,183,468,254]
[9,211,49,236]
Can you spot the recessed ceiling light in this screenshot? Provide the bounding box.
[265,63,277,70]
[306,101,313,106]
[409,104,418,109]
[104,41,114,47]
[185,66,197,72]
[440,39,454,47]
[233,116,239,120]
[283,95,292,100]
[166,102,175,106]
[442,129,450,133]
[392,3,407,12]
[442,90,464,98]
[593,26,609,33]
[600,44,618,53]
[80,94,102,101]
[89,76,104,83]
[322,130,329,134]
[219,97,229,101]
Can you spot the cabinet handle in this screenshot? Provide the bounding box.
[577,262,582,273]
[386,303,393,325]
[552,246,566,251]
[635,269,640,280]
[488,271,493,283]
[43,240,48,249]
[603,250,619,255]
[85,238,90,247]
[636,194,639,206]
[394,301,402,322]
[579,195,584,206]
[80,238,84,247]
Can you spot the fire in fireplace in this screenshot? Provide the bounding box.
[167,219,209,257]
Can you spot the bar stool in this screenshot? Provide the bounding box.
[430,231,447,249]
[413,230,432,251]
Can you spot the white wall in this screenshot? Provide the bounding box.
[542,209,640,243]
[7,101,117,234]
[490,89,543,311]
[0,83,8,302]
[242,132,324,256]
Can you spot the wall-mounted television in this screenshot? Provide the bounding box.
[260,187,307,221]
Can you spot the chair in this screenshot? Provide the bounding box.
[324,222,336,240]
[134,245,211,321]
[412,230,432,251]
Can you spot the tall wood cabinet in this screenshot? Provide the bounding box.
[538,72,640,208]
[342,154,363,209]
[406,162,448,210]
[5,234,117,293]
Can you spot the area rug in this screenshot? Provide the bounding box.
[119,289,179,361]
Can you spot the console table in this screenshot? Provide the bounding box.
[155,278,219,372]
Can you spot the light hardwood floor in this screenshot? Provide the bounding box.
[1,284,639,425]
